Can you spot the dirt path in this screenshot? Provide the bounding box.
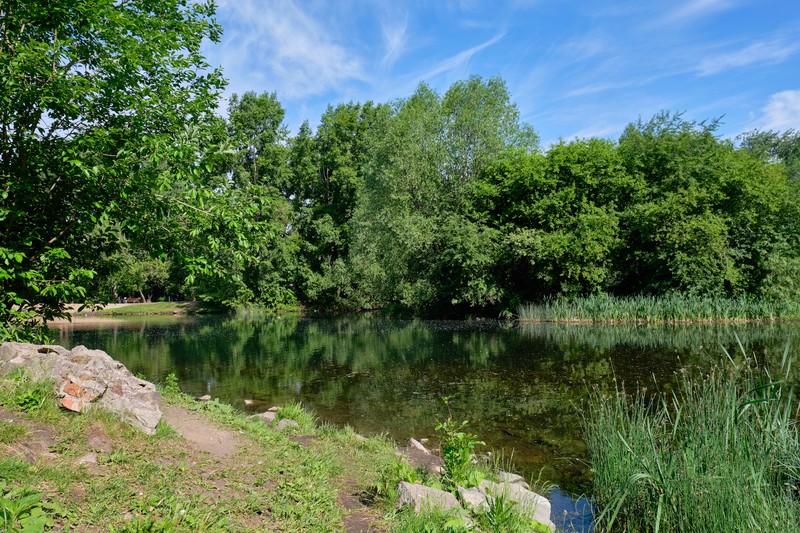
[161,404,241,458]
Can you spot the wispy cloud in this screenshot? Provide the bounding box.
[212,0,366,100]
[695,35,800,76]
[661,0,735,25]
[759,90,800,131]
[417,32,506,81]
[380,11,409,68]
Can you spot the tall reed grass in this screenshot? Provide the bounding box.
[584,343,800,532]
[518,294,800,323]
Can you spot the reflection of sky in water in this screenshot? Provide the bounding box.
[53,316,799,533]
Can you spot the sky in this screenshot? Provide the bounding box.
[202,0,800,147]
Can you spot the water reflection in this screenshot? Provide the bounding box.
[53,316,798,503]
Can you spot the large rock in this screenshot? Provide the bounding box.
[0,342,162,435]
[478,480,555,532]
[396,482,460,513]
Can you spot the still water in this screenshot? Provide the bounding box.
[52,315,799,530]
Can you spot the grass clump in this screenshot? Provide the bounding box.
[519,293,800,323]
[584,342,800,532]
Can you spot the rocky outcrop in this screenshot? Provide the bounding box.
[0,342,162,435]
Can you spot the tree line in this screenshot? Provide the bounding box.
[2,1,799,340]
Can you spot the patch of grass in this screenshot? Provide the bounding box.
[584,342,800,532]
[276,402,317,432]
[519,293,800,323]
[0,420,28,444]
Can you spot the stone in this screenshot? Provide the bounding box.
[478,480,555,532]
[397,444,445,476]
[196,394,212,402]
[275,418,299,431]
[457,486,489,511]
[497,471,531,490]
[77,452,98,465]
[243,399,254,406]
[267,406,279,412]
[259,411,277,424]
[396,482,460,513]
[408,437,431,454]
[0,342,162,435]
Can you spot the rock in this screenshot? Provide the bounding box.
[77,452,98,465]
[196,394,212,402]
[396,482,460,513]
[458,486,489,511]
[267,406,279,412]
[258,411,277,424]
[408,437,431,454]
[478,480,555,532]
[0,343,162,435]
[243,399,254,406]
[397,444,446,476]
[275,418,299,431]
[497,471,531,490]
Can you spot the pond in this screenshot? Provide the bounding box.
[51,315,799,531]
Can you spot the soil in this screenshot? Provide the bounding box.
[161,405,241,459]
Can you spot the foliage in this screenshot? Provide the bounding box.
[435,401,486,488]
[584,345,800,532]
[0,483,61,533]
[159,374,182,399]
[0,0,224,339]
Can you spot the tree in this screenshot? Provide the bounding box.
[0,0,224,340]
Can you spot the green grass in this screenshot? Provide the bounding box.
[94,301,224,316]
[584,342,800,532]
[519,294,800,323]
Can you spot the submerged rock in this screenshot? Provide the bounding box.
[0,342,162,435]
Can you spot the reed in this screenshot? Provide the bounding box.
[584,343,800,532]
[518,294,800,323]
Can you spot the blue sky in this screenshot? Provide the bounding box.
[203,0,800,147]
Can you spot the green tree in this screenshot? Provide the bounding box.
[0,0,224,340]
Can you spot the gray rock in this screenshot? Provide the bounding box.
[267,406,279,412]
[397,481,460,513]
[478,480,555,532]
[76,452,98,465]
[497,471,531,490]
[259,411,278,425]
[196,394,212,402]
[457,486,489,511]
[0,343,162,435]
[408,437,431,454]
[397,444,445,476]
[275,418,299,431]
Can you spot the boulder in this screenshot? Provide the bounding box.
[396,482,460,513]
[457,486,489,511]
[408,437,431,454]
[497,470,531,490]
[275,418,299,431]
[478,480,555,532]
[196,394,212,402]
[0,342,162,435]
[258,411,278,424]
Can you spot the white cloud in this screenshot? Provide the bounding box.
[380,11,408,68]
[417,32,506,81]
[212,0,366,100]
[661,0,734,25]
[759,90,800,131]
[695,36,800,76]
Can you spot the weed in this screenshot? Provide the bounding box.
[436,399,485,488]
[159,374,181,398]
[0,482,62,532]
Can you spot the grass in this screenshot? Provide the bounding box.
[584,341,800,532]
[92,301,225,316]
[0,369,399,531]
[519,293,800,323]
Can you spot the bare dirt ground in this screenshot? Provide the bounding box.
[161,405,242,459]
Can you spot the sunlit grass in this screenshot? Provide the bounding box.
[584,342,800,532]
[519,294,800,323]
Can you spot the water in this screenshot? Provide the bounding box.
[51,315,799,531]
